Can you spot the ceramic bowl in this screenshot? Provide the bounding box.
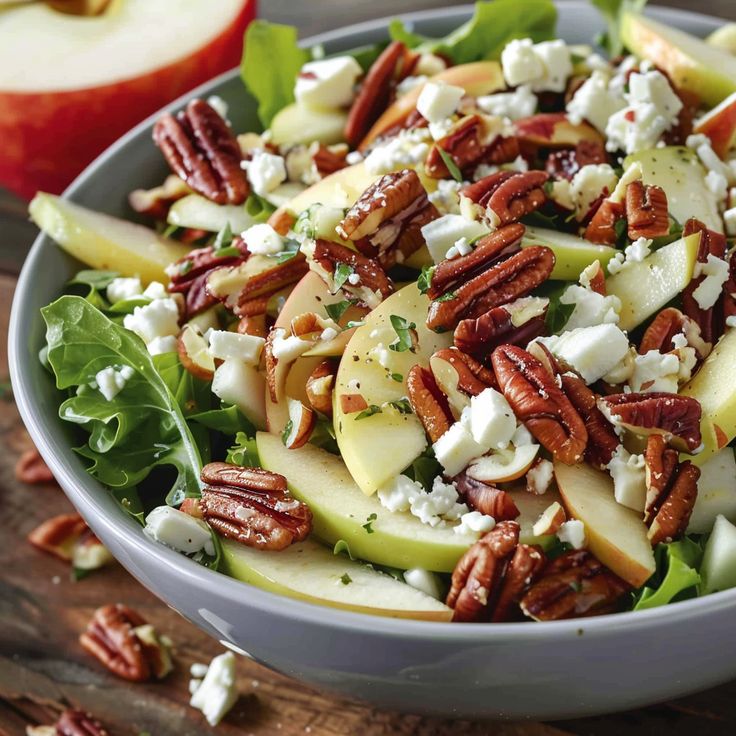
[10,2,736,719]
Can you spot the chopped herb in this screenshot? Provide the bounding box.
[213,222,233,251]
[390,372,403,383]
[340,572,353,585]
[212,245,241,259]
[345,320,365,329]
[437,147,463,182]
[434,291,457,303]
[333,539,355,559]
[388,314,417,353]
[333,262,354,291]
[417,265,435,294]
[325,300,352,322]
[388,398,412,414]
[355,404,382,420]
[362,513,378,534]
[275,237,301,264]
[178,260,193,276]
[281,419,294,445]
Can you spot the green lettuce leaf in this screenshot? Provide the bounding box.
[241,20,310,128]
[388,0,557,64]
[591,0,648,57]
[42,296,203,506]
[633,537,703,611]
[226,431,260,467]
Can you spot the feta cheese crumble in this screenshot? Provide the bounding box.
[692,254,729,310]
[416,81,464,123]
[144,506,215,556]
[294,56,362,110]
[94,364,134,401]
[628,350,680,393]
[243,149,287,196]
[208,330,264,366]
[607,445,647,512]
[106,276,142,304]
[526,458,554,495]
[377,475,468,528]
[476,84,537,120]
[566,70,626,133]
[454,510,496,536]
[189,651,239,726]
[558,283,622,330]
[606,237,653,275]
[557,519,587,549]
[241,223,284,255]
[364,127,432,175]
[501,38,572,93]
[123,297,180,353]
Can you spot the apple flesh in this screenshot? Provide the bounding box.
[508,486,564,548]
[621,12,736,107]
[0,0,255,199]
[693,92,736,159]
[687,448,736,534]
[700,514,736,595]
[222,537,452,621]
[624,147,723,234]
[521,226,616,281]
[256,432,476,572]
[605,232,700,331]
[706,24,736,55]
[270,102,348,146]
[466,445,540,484]
[334,283,453,496]
[167,193,256,234]
[681,329,736,467]
[360,61,505,150]
[29,192,191,284]
[513,113,604,149]
[554,461,656,588]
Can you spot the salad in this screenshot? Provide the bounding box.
[30,0,736,623]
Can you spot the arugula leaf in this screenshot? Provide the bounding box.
[403,449,442,492]
[417,265,435,295]
[333,263,354,292]
[591,0,647,57]
[324,300,352,322]
[213,222,233,252]
[225,432,261,467]
[389,0,557,64]
[42,296,203,506]
[544,286,575,334]
[275,239,301,264]
[388,315,417,353]
[189,403,256,437]
[633,537,703,611]
[434,291,457,303]
[68,269,119,292]
[241,20,310,128]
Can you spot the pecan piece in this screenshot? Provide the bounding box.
[27,513,88,562]
[427,245,554,331]
[429,347,497,418]
[56,709,109,736]
[153,98,249,205]
[337,169,439,267]
[237,314,268,338]
[625,180,669,240]
[128,175,190,220]
[311,143,349,178]
[492,543,547,623]
[79,604,169,682]
[560,374,619,469]
[644,435,700,545]
[520,550,630,621]
[598,392,702,453]
[584,198,625,245]
[15,447,55,484]
[639,307,708,358]
[545,140,608,181]
[306,360,337,417]
[345,41,407,148]
[492,345,588,465]
[454,473,520,521]
[406,365,454,443]
[485,170,549,227]
[200,462,312,550]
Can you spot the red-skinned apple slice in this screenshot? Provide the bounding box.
[0,0,255,199]
[466,445,540,484]
[514,113,604,149]
[283,398,317,449]
[177,324,215,381]
[694,91,736,158]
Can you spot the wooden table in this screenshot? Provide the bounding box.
[2,1,736,733]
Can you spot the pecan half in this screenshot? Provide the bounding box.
[598,392,702,453]
[492,345,588,465]
[306,360,337,416]
[485,170,549,227]
[639,306,708,358]
[681,218,727,345]
[79,604,167,682]
[644,435,700,545]
[431,347,497,395]
[454,473,520,521]
[337,169,439,267]
[520,550,630,621]
[27,513,87,562]
[153,99,249,205]
[625,180,669,240]
[200,462,312,550]
[345,41,407,148]
[584,198,625,245]
[428,222,524,299]
[236,254,310,303]
[56,709,108,736]
[560,374,619,469]
[311,143,349,178]
[237,314,268,338]
[15,447,55,485]
[427,245,554,331]
[545,140,608,181]
[492,543,547,623]
[128,175,190,220]
[406,365,454,443]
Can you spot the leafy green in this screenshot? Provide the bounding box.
[388,0,557,64]
[403,449,442,492]
[42,296,203,506]
[591,0,647,57]
[245,193,277,222]
[324,300,352,323]
[213,222,234,252]
[417,265,435,295]
[275,239,301,264]
[226,432,261,468]
[241,20,310,128]
[437,148,463,182]
[633,537,703,611]
[189,403,256,436]
[68,270,119,292]
[544,286,575,334]
[333,263,354,292]
[388,315,417,353]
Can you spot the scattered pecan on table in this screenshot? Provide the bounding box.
[16,447,56,485]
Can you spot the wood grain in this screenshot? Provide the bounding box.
[3,1,736,733]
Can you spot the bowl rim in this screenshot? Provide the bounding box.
[10,0,736,642]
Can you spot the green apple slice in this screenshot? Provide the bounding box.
[257,432,476,572]
[687,448,736,533]
[621,12,736,106]
[682,329,736,466]
[700,514,736,595]
[29,192,191,284]
[167,193,255,233]
[605,232,700,331]
[624,147,723,233]
[270,102,348,146]
[508,485,564,548]
[706,24,736,55]
[522,226,616,280]
[222,537,452,620]
[554,461,655,588]
[334,283,453,496]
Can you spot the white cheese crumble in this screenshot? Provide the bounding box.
[208,330,264,366]
[94,365,134,401]
[144,506,214,556]
[376,475,468,528]
[396,74,429,97]
[147,335,178,356]
[207,95,230,123]
[606,237,652,275]
[106,276,142,304]
[692,254,729,310]
[724,206,736,235]
[607,445,646,512]
[568,164,619,221]
[403,568,444,600]
[501,38,572,93]
[243,149,287,196]
[241,223,284,255]
[123,297,180,352]
[566,69,626,133]
[557,519,587,549]
[363,127,432,175]
[428,178,462,214]
[445,236,473,260]
[558,283,621,330]
[189,651,239,726]
[526,458,554,495]
[294,56,363,109]
[628,350,680,393]
[476,84,537,120]
[416,81,464,123]
[464,388,517,450]
[454,510,496,536]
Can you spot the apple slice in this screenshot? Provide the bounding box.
[167,193,255,234]
[360,61,505,149]
[29,192,191,284]
[0,0,255,199]
[222,537,452,620]
[466,445,540,484]
[700,514,736,595]
[270,102,348,146]
[257,432,477,572]
[605,232,700,331]
[508,486,564,547]
[693,92,736,159]
[334,283,453,495]
[513,113,604,149]
[521,226,616,280]
[687,448,736,534]
[621,12,736,107]
[554,461,655,588]
[624,146,723,233]
[706,24,736,54]
[681,329,736,467]
[177,324,215,381]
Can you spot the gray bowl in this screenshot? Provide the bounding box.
[10,2,736,720]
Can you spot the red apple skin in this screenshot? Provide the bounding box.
[694,92,736,158]
[0,0,256,200]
